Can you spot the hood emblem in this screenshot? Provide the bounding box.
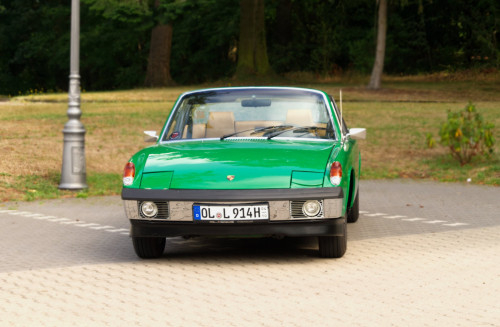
[227,175,235,181]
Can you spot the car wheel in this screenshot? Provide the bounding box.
[347,190,359,223]
[318,218,347,258]
[132,237,166,259]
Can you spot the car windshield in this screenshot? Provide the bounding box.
[162,88,336,141]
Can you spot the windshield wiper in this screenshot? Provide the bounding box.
[266,126,327,139]
[250,124,295,135]
[220,125,295,140]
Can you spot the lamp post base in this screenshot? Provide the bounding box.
[59,128,88,190]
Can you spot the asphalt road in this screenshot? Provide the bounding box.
[0,180,498,326]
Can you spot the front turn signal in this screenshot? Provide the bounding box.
[330,161,342,186]
[123,162,135,186]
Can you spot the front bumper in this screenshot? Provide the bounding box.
[122,187,344,237]
[130,218,345,238]
[122,187,343,202]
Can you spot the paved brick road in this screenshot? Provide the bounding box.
[0,180,498,326]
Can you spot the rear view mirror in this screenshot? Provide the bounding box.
[241,99,271,107]
[144,130,159,142]
[348,128,366,140]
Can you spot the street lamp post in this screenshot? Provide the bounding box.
[59,0,87,190]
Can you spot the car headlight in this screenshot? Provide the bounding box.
[302,200,321,217]
[140,201,158,218]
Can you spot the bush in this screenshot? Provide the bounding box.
[429,103,495,165]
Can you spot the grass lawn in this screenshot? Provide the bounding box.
[1,73,499,201]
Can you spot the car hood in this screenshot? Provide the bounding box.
[140,140,338,189]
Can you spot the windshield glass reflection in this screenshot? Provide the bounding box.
[163,89,336,141]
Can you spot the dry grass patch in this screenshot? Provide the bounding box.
[14,87,192,104]
[343,101,499,181]
[0,99,176,201]
[1,78,499,202]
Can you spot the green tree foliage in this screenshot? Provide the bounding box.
[387,0,499,73]
[170,0,239,83]
[84,0,151,23]
[266,0,376,74]
[0,0,498,94]
[0,0,70,94]
[82,0,153,89]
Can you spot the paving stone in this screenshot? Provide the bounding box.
[0,180,499,326]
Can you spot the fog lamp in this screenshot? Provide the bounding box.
[140,201,158,218]
[302,200,321,217]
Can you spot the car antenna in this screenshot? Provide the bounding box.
[340,89,343,143]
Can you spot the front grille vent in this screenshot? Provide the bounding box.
[290,200,324,219]
[224,137,267,141]
[138,201,170,219]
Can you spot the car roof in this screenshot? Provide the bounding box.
[179,86,327,98]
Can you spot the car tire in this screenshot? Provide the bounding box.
[318,218,347,258]
[132,237,166,259]
[347,190,359,223]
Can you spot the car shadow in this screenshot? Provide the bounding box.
[161,236,320,261]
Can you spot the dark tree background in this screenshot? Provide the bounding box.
[236,0,271,78]
[0,0,498,95]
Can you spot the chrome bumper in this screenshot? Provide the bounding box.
[123,198,343,222]
[122,187,344,222]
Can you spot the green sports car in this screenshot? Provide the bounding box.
[122,87,365,259]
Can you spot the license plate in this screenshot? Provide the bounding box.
[193,203,269,221]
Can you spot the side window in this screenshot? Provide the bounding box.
[163,100,190,141]
[164,115,179,140]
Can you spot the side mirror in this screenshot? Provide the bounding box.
[348,128,366,140]
[144,131,159,143]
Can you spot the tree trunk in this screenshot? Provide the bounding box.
[144,23,174,87]
[368,0,388,90]
[235,0,271,78]
[145,0,174,87]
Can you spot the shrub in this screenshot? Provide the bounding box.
[430,103,495,165]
